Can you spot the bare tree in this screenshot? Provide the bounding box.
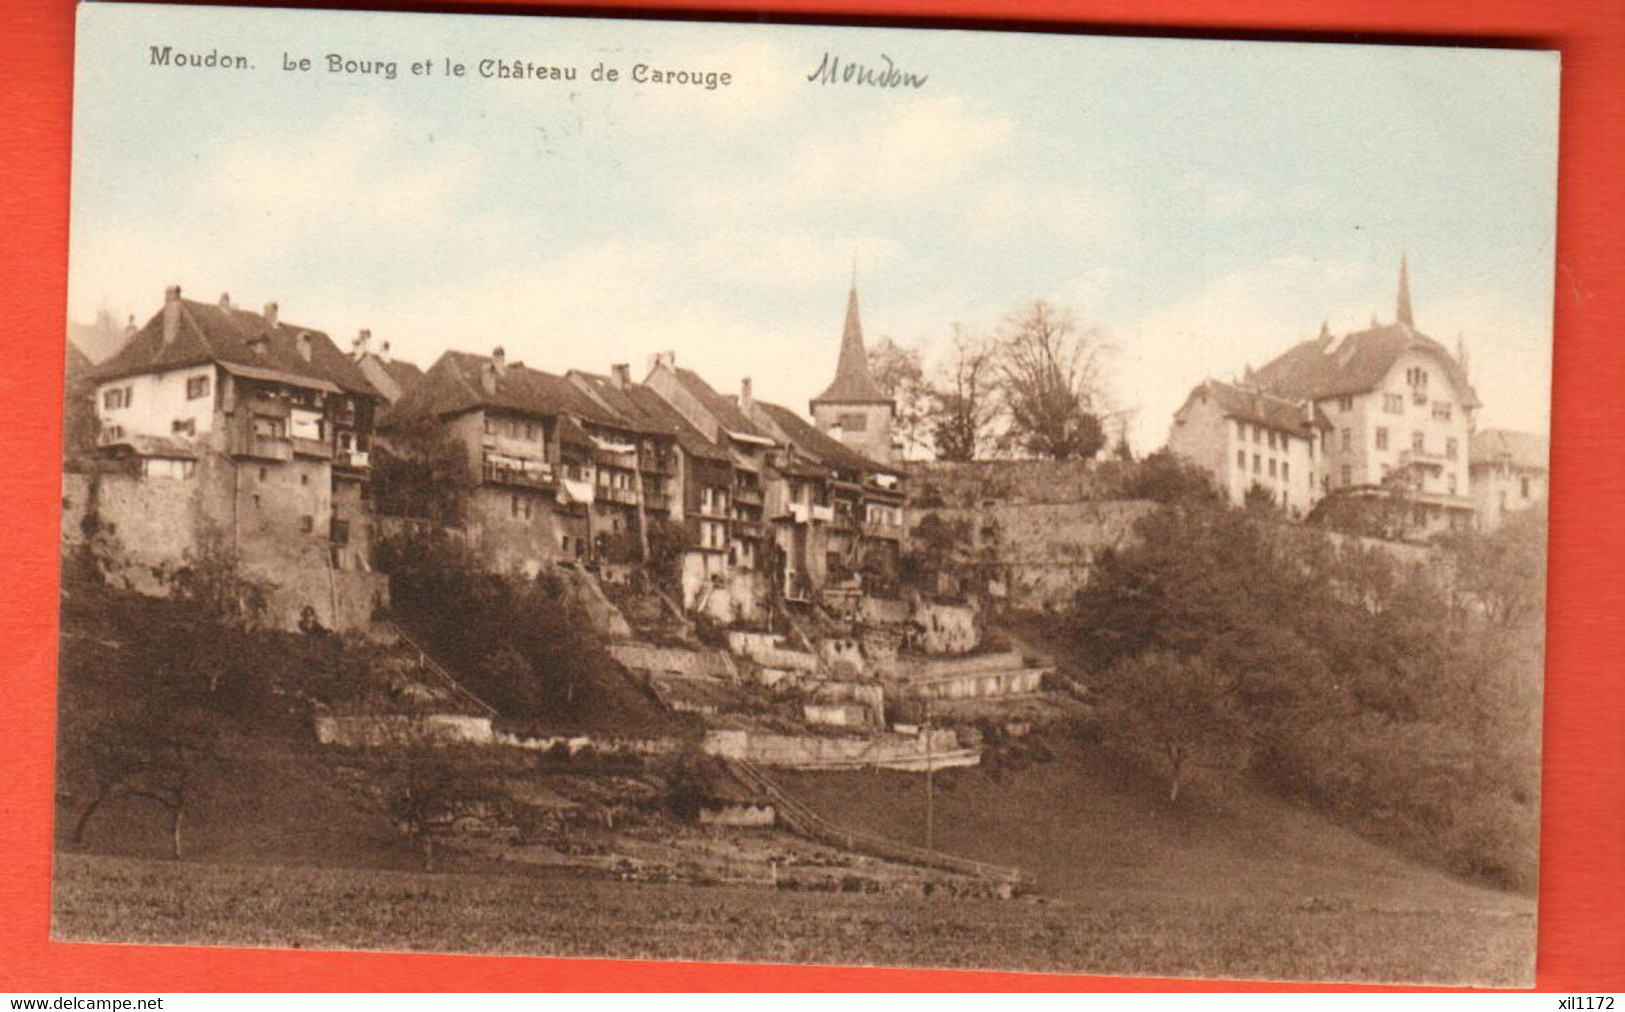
[929,326,1000,462]
[71,696,217,859]
[866,336,931,459]
[994,299,1108,460]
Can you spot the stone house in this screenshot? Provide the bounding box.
[81,285,386,630]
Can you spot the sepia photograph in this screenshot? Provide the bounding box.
[54,2,1557,987]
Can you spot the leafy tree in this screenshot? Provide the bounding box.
[929,326,1000,462]
[867,336,931,459]
[994,299,1109,460]
[372,415,472,524]
[1243,481,1280,514]
[1116,448,1221,504]
[1102,650,1246,802]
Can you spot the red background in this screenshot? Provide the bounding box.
[3,0,1622,992]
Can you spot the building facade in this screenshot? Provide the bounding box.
[1167,379,1330,515]
[809,284,896,465]
[1469,428,1549,531]
[82,286,386,631]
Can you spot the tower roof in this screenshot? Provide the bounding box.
[810,285,890,406]
[1396,254,1415,329]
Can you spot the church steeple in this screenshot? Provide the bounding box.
[1396,254,1415,329]
[810,281,889,406]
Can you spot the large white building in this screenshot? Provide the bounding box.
[1168,380,1331,515]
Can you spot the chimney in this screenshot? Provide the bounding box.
[124,314,137,338]
[740,376,754,415]
[218,292,232,310]
[649,350,676,373]
[161,285,182,344]
[263,301,279,328]
[378,340,392,365]
[352,328,371,360]
[481,363,497,396]
[296,332,313,362]
[611,363,631,390]
[492,346,507,377]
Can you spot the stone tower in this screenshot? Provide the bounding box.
[810,282,895,463]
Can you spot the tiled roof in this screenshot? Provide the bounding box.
[1250,323,1480,408]
[92,296,380,399]
[378,357,425,393]
[754,400,899,476]
[1191,380,1331,435]
[387,350,626,429]
[811,287,890,406]
[672,367,768,439]
[623,385,730,462]
[1470,428,1549,471]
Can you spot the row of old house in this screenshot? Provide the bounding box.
[67,283,910,632]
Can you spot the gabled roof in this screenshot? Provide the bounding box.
[754,400,899,477]
[623,384,731,462]
[811,286,890,406]
[386,350,625,429]
[1470,428,1549,471]
[92,295,380,399]
[376,356,425,393]
[1185,379,1331,435]
[671,367,770,441]
[1250,323,1480,408]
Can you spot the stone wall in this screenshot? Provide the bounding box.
[910,600,980,654]
[607,641,736,680]
[908,500,1157,611]
[907,460,1117,508]
[727,630,820,673]
[701,727,973,770]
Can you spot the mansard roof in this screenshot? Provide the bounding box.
[93,294,380,399]
[1470,428,1549,471]
[811,286,890,406]
[1250,323,1480,408]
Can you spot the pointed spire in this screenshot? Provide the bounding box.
[811,279,889,405]
[1455,332,1470,377]
[1396,254,1415,329]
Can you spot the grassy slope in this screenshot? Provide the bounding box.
[773,743,1528,914]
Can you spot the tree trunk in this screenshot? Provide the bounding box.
[169,803,184,860]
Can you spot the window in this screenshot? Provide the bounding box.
[1433,401,1452,421]
[1268,459,1277,478]
[1448,473,1458,495]
[186,375,210,400]
[1375,427,1389,451]
[1337,396,1354,412]
[1341,465,1352,486]
[1235,420,1246,440]
[1282,462,1290,483]
[300,515,314,534]
[839,412,868,433]
[103,386,132,410]
[1341,429,1351,451]
[1521,476,1531,499]
[300,473,309,486]
[1236,449,1246,469]
[1252,454,1261,475]
[251,494,261,509]
[1412,431,1425,453]
[1252,425,1262,444]
[1268,431,1278,450]
[1383,393,1404,414]
[258,466,268,482]
[171,418,196,437]
[1446,438,1458,461]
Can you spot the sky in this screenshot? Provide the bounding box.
[69,3,1560,451]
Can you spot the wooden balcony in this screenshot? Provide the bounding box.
[234,434,293,462]
[733,484,763,505]
[598,485,640,507]
[861,520,905,541]
[291,436,333,460]
[482,459,556,491]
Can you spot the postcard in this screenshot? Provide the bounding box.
[57,1,1557,986]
